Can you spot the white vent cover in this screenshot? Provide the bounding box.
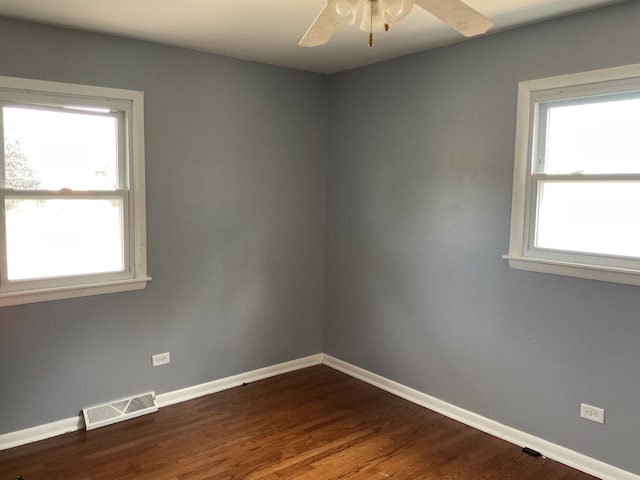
[83,391,158,431]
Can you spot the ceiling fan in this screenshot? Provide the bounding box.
[299,0,493,47]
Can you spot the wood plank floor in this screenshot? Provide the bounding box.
[0,365,597,479]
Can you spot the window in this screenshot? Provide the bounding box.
[505,64,640,286]
[0,76,149,306]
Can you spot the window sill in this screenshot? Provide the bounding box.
[503,255,640,286]
[0,277,152,307]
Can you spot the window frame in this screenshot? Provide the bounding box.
[0,76,150,306]
[505,63,640,286]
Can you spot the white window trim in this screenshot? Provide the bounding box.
[0,76,150,306]
[504,63,640,286]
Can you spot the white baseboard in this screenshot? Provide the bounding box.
[322,354,639,480]
[0,353,323,451]
[156,353,324,407]
[0,416,83,451]
[2,351,637,480]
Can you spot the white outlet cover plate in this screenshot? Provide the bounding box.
[580,403,605,424]
[152,352,170,367]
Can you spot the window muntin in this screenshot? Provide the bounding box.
[506,64,640,285]
[0,76,149,306]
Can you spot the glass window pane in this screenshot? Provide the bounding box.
[5,198,125,280]
[544,98,640,174]
[3,106,118,190]
[536,181,640,258]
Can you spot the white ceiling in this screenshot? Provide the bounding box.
[0,0,626,74]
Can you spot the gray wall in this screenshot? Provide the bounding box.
[2,0,640,476]
[0,18,326,433]
[325,0,640,474]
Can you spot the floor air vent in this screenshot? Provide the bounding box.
[83,391,158,431]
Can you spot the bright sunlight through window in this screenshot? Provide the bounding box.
[0,76,149,306]
[505,64,640,286]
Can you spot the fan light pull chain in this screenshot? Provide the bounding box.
[369,0,374,46]
[367,0,390,47]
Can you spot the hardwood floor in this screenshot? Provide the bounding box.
[0,365,596,479]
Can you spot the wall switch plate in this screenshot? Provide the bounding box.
[152,352,170,367]
[580,403,605,424]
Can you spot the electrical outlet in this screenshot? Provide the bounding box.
[580,403,605,424]
[152,352,170,367]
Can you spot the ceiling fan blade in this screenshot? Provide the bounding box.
[413,0,493,37]
[299,5,343,47]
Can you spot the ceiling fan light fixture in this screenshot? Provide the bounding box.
[359,0,389,33]
[384,0,414,23]
[299,0,493,48]
[328,0,360,24]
